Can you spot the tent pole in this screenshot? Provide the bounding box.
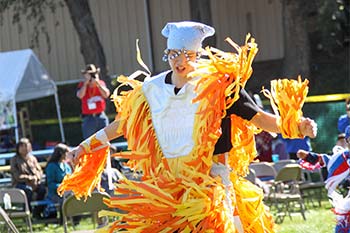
[52,81,65,143]
[13,99,19,143]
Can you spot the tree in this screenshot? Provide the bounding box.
[189,0,216,47]
[0,0,108,82]
[64,0,107,81]
[281,0,312,78]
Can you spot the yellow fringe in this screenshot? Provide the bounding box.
[262,76,309,138]
[62,35,276,232]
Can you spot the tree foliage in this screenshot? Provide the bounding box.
[0,0,108,83]
[316,0,349,51]
[0,0,64,51]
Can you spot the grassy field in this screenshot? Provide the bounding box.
[9,198,337,232]
[275,200,335,233]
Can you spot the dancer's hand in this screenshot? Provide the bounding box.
[299,117,317,138]
[296,149,308,159]
[67,146,84,165]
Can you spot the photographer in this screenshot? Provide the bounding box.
[77,64,110,139]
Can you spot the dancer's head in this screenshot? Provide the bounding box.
[161,21,215,78]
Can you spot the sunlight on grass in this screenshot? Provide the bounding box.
[21,199,338,232]
[275,200,335,233]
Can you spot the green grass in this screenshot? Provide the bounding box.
[275,200,335,233]
[4,198,338,232]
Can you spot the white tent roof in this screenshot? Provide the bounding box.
[0,49,65,142]
[0,49,56,102]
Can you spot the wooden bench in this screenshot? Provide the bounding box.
[0,162,47,173]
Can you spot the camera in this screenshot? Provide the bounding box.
[90,73,96,79]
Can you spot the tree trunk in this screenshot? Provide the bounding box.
[64,0,108,83]
[282,0,310,78]
[189,0,216,47]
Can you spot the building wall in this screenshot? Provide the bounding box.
[211,0,284,61]
[0,0,283,82]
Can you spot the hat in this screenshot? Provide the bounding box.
[81,64,100,74]
[337,133,345,140]
[345,125,350,140]
[161,21,215,51]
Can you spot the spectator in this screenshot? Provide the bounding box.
[10,138,46,218]
[76,64,110,139]
[271,134,289,160]
[45,143,72,206]
[251,93,274,162]
[255,131,273,162]
[337,98,350,134]
[282,137,312,160]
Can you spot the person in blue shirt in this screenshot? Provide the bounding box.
[282,137,312,160]
[45,143,72,206]
[338,98,350,134]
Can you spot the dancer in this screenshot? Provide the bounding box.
[297,125,350,233]
[59,21,317,232]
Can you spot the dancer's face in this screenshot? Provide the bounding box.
[168,49,197,78]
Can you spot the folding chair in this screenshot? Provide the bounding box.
[299,168,325,207]
[266,164,306,224]
[245,168,257,184]
[249,162,277,181]
[0,189,32,233]
[273,159,297,173]
[0,206,19,233]
[62,192,111,233]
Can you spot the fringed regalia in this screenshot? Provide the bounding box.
[59,35,308,232]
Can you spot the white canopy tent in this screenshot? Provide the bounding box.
[0,49,65,143]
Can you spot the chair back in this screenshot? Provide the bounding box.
[275,164,301,182]
[250,162,277,181]
[245,168,257,184]
[62,192,110,233]
[267,164,306,223]
[62,192,110,217]
[0,189,30,214]
[273,159,297,173]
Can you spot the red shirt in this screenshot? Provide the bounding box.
[255,131,273,162]
[78,80,107,115]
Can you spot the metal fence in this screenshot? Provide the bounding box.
[303,100,346,153]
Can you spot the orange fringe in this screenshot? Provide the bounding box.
[262,76,309,138]
[57,146,109,200]
[61,35,276,232]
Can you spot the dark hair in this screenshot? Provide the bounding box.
[16,138,30,155]
[47,143,69,164]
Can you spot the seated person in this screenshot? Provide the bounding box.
[10,138,46,218]
[45,143,72,206]
[255,131,273,162]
